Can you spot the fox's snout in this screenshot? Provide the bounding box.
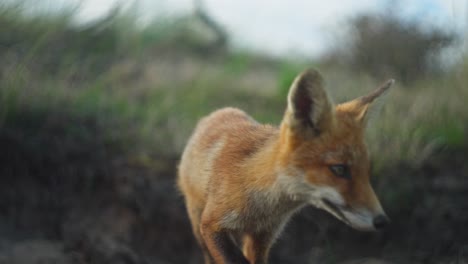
[336,205,389,231]
[373,214,390,230]
[317,185,389,231]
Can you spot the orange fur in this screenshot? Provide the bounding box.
[178,69,394,264]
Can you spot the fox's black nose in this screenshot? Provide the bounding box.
[373,215,390,230]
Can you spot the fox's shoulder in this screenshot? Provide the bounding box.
[201,107,256,126]
[191,107,277,157]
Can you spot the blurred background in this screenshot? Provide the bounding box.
[0,0,467,263]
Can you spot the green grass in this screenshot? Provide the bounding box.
[0,1,466,171]
[277,61,308,99]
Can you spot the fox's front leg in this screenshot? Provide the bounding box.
[242,232,274,264]
[200,215,249,263]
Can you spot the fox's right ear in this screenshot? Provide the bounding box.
[284,69,334,138]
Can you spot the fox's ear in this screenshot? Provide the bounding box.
[284,69,334,137]
[343,79,395,126]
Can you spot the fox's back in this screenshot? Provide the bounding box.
[177,107,276,206]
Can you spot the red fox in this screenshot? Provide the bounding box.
[178,69,394,264]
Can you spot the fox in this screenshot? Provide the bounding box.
[177,68,394,264]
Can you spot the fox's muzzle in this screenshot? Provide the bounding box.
[372,214,390,230]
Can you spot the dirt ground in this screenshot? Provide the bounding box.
[1,138,467,264]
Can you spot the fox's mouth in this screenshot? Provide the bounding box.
[322,198,350,225]
[321,198,379,231]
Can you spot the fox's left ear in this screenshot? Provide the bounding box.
[342,79,395,126]
[284,69,335,138]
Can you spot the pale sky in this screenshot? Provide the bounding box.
[49,0,467,57]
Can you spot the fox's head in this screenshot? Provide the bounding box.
[278,69,393,231]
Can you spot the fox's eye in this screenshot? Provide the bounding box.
[329,164,351,179]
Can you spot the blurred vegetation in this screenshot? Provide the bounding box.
[1,1,466,167]
[0,8,294,213]
[0,1,467,262]
[324,11,457,83]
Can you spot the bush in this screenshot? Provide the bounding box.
[325,13,456,83]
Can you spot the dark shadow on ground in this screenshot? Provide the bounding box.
[0,111,467,263]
